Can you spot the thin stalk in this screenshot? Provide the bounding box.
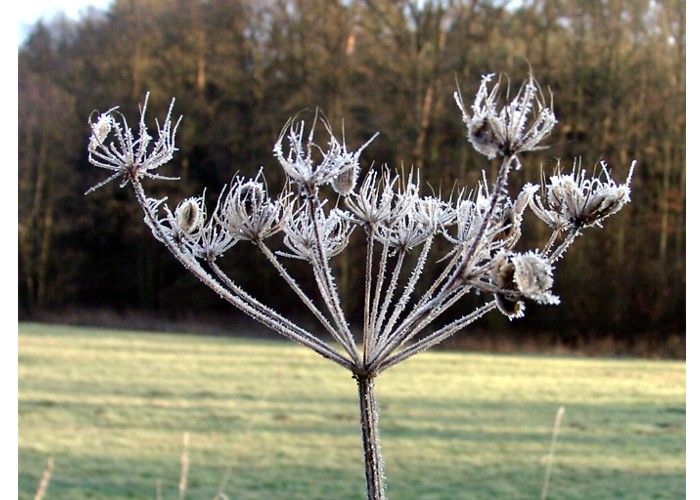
[414,241,464,309]
[437,155,515,294]
[547,230,579,262]
[370,282,469,368]
[373,250,407,343]
[208,259,352,368]
[366,240,391,356]
[376,300,497,373]
[132,178,353,370]
[362,228,377,364]
[374,155,515,363]
[308,195,360,363]
[309,263,361,360]
[382,234,435,339]
[257,241,343,348]
[356,373,386,500]
[541,407,566,500]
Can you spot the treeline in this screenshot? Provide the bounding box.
[18,0,685,352]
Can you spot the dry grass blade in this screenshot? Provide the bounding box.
[33,457,53,500]
[179,432,190,500]
[541,406,566,500]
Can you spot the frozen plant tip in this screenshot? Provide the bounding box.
[454,73,557,162]
[529,159,635,233]
[86,92,182,194]
[85,73,634,500]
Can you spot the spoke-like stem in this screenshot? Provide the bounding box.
[415,242,464,310]
[547,230,579,262]
[257,241,344,346]
[132,178,354,371]
[369,283,469,368]
[366,240,391,357]
[376,155,515,363]
[308,196,360,364]
[382,234,435,339]
[376,300,497,373]
[435,155,515,299]
[372,250,406,345]
[362,229,377,364]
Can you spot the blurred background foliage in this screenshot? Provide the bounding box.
[18,0,685,355]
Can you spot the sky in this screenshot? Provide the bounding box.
[18,0,112,45]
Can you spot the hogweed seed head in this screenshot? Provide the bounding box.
[491,251,559,319]
[220,174,287,241]
[510,251,559,305]
[530,159,635,231]
[85,93,181,194]
[455,74,557,161]
[273,116,377,195]
[281,204,354,261]
[88,110,115,152]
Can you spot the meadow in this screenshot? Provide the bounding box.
[18,323,685,499]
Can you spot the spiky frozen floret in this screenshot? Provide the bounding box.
[143,195,207,258]
[454,74,557,161]
[273,116,377,195]
[344,168,406,227]
[85,93,181,194]
[280,204,354,262]
[219,173,288,242]
[530,160,635,231]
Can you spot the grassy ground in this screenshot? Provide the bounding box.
[19,323,685,499]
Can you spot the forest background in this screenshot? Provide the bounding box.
[17,0,686,357]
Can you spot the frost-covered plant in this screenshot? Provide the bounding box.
[86,76,634,499]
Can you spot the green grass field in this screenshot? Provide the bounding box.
[18,323,685,499]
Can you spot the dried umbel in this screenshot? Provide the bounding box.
[86,93,181,194]
[454,73,557,162]
[220,175,287,242]
[273,116,377,195]
[85,72,634,500]
[529,160,635,232]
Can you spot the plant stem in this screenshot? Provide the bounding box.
[356,373,386,500]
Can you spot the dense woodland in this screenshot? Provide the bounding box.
[18,0,685,354]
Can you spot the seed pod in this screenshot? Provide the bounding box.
[468,117,500,159]
[495,293,525,319]
[238,182,265,218]
[89,113,113,152]
[176,198,202,233]
[331,158,358,196]
[491,252,516,290]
